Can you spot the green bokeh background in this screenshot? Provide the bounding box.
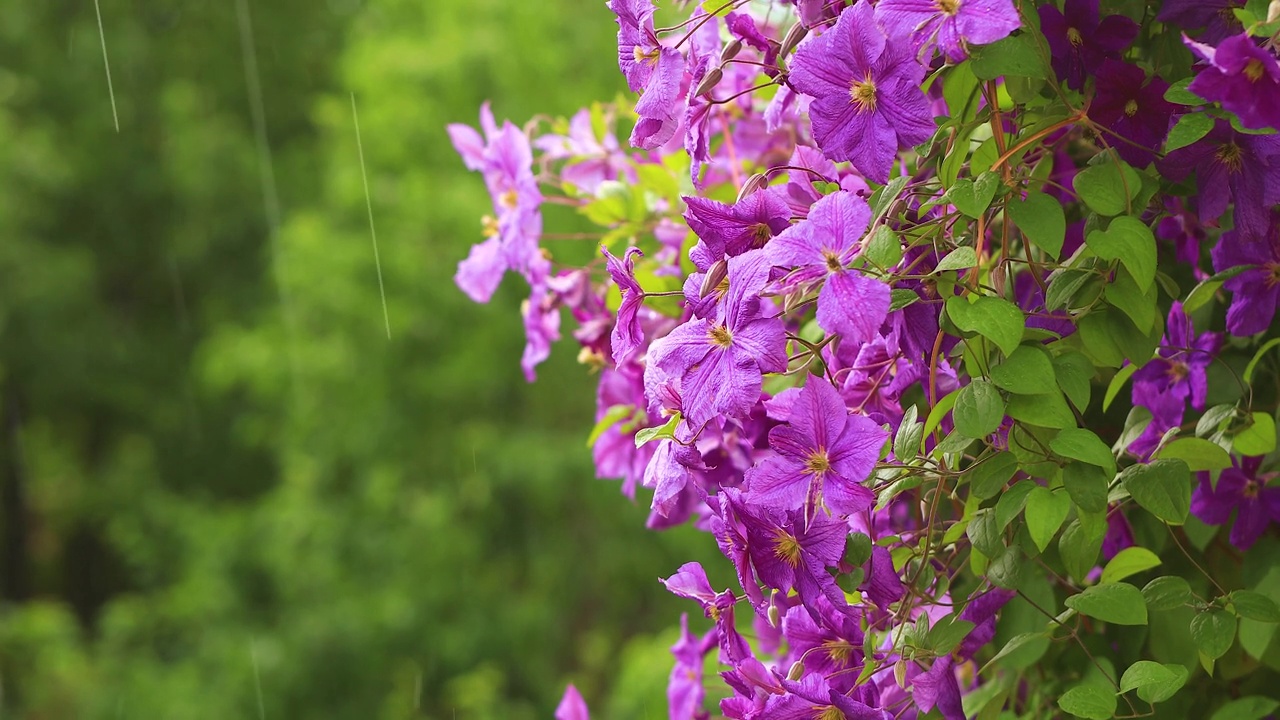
[0,2,716,717]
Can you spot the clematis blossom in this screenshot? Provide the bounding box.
[1186,33,1280,131]
[1192,457,1280,549]
[609,0,687,149]
[1039,0,1138,91]
[875,0,1020,62]
[602,246,646,364]
[1211,224,1280,336]
[788,0,935,182]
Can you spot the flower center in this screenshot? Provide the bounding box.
[1216,142,1244,173]
[499,189,519,210]
[849,74,878,112]
[823,639,856,664]
[805,449,832,475]
[1166,360,1189,382]
[772,528,804,567]
[1245,58,1267,83]
[633,45,660,65]
[935,0,962,16]
[823,249,843,273]
[1066,27,1083,46]
[750,222,773,248]
[816,708,847,720]
[1244,479,1260,499]
[708,324,734,348]
[1124,99,1139,117]
[1267,263,1280,288]
[481,214,499,238]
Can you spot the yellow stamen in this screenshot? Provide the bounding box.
[708,324,734,348]
[823,250,843,273]
[773,528,804,568]
[850,74,878,112]
[935,0,962,15]
[1067,27,1083,46]
[805,449,832,475]
[1216,142,1244,173]
[750,222,773,248]
[1124,99,1138,117]
[1245,58,1267,83]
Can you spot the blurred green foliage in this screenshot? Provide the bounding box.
[0,1,717,717]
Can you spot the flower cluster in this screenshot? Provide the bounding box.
[451,1,1280,718]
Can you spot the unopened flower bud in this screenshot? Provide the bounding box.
[779,23,809,59]
[577,346,606,371]
[767,589,782,627]
[736,172,769,203]
[1270,0,1280,23]
[719,38,743,64]
[692,66,724,98]
[699,258,729,299]
[894,659,908,688]
[787,660,805,681]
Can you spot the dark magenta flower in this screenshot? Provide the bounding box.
[862,544,905,609]
[1192,457,1280,550]
[788,0,935,182]
[1211,224,1280,335]
[912,590,1015,720]
[1039,0,1138,91]
[685,189,793,270]
[767,190,890,348]
[668,614,715,720]
[1089,60,1175,167]
[779,603,865,679]
[1186,33,1280,131]
[875,0,1020,62]
[1160,119,1280,241]
[603,246,646,364]
[592,365,656,498]
[520,284,561,381]
[647,252,788,426]
[746,375,886,516]
[1158,0,1244,43]
[1132,302,1220,415]
[759,673,890,720]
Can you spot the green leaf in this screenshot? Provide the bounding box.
[946,296,1026,356]
[990,345,1058,394]
[987,545,1025,588]
[1053,351,1094,411]
[969,34,1049,80]
[1156,437,1233,472]
[1164,77,1205,105]
[587,404,637,447]
[846,532,873,566]
[1191,610,1237,660]
[1006,390,1076,429]
[1063,462,1109,513]
[1142,576,1194,611]
[1183,265,1253,313]
[889,287,922,311]
[1210,696,1280,720]
[1009,189,1065,258]
[970,451,1020,500]
[1121,459,1192,525]
[923,389,961,445]
[1232,412,1277,456]
[1197,404,1237,438]
[1078,312,1126,368]
[1026,486,1071,552]
[1074,159,1139,217]
[1243,337,1280,385]
[1105,265,1156,332]
[1060,515,1106,583]
[949,173,1001,218]
[996,480,1037,529]
[864,225,903,269]
[1045,268,1093,311]
[1165,112,1214,152]
[1230,590,1280,623]
[968,509,1006,559]
[954,379,1006,437]
[1065,583,1149,625]
[1057,683,1118,720]
[936,246,978,272]
[1101,547,1162,584]
[981,630,1049,672]
[1120,661,1189,703]
[635,414,680,447]
[893,405,923,461]
[1086,216,1157,292]
[1103,364,1138,411]
[1051,428,1117,477]
[928,615,977,654]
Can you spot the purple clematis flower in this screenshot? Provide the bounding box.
[609,0,688,149]
[668,614,716,720]
[603,246,646,364]
[647,251,788,427]
[766,190,890,348]
[449,105,548,303]
[1039,0,1138,91]
[746,375,886,516]
[788,0,935,182]
[1132,302,1220,415]
[759,673,890,720]
[663,562,754,663]
[780,603,866,679]
[685,189,793,270]
[912,589,1015,720]
[593,365,656,498]
[1186,33,1280,131]
[1158,0,1244,44]
[1090,60,1175,167]
[1160,119,1280,241]
[1192,456,1280,550]
[875,0,1020,63]
[862,544,906,610]
[521,284,561,381]
[1211,224,1280,335]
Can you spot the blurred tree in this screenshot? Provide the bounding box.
[0,1,716,718]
